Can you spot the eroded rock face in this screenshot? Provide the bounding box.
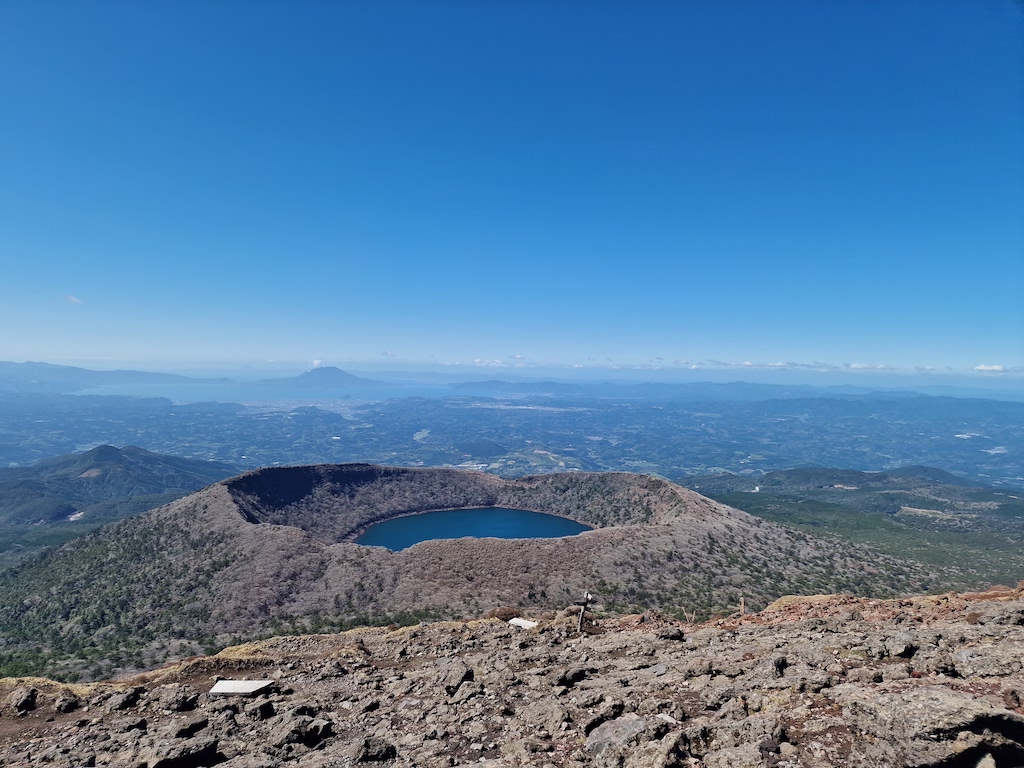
[1,589,1023,767]
[5,687,36,715]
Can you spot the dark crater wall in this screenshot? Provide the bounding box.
[220,464,690,544]
[224,464,507,543]
[227,463,409,511]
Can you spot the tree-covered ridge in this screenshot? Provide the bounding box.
[0,444,237,525]
[0,444,240,568]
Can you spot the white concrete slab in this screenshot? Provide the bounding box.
[209,679,275,697]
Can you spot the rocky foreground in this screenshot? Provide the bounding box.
[1,587,1023,768]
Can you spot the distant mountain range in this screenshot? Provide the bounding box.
[0,361,387,394]
[3,360,1023,403]
[0,361,217,393]
[4,362,844,399]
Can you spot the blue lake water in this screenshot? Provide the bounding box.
[354,507,592,551]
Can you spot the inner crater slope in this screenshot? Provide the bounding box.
[223,463,717,542]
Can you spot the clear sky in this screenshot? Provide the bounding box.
[1,0,1021,378]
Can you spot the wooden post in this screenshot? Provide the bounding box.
[574,591,596,633]
[740,597,745,616]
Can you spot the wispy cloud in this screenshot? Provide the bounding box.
[395,356,1024,375]
[66,295,83,304]
[688,359,844,371]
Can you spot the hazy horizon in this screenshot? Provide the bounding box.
[3,355,1023,395]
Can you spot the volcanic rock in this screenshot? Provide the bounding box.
[1,588,1022,766]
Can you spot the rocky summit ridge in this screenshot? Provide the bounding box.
[1,586,1022,767]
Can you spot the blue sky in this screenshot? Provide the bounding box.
[1,0,1021,378]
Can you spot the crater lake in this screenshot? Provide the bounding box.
[354,507,593,551]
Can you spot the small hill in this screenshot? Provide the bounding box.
[0,464,949,681]
[0,446,239,569]
[0,445,238,526]
[886,464,982,486]
[252,366,388,388]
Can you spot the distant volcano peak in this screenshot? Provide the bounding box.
[253,366,387,388]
